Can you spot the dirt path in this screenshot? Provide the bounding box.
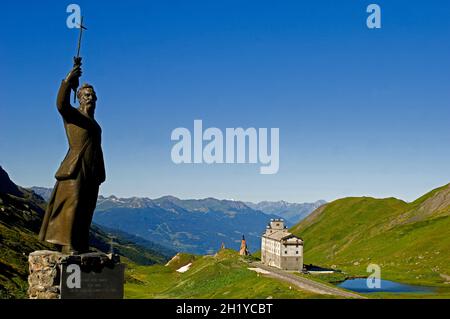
[250,262,366,299]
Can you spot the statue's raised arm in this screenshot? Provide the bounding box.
[57,64,82,115]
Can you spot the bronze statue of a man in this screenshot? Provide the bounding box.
[39,64,105,254]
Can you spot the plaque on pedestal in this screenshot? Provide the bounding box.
[28,250,125,299]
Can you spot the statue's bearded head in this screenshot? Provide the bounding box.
[77,83,97,117]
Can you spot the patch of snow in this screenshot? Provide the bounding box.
[176,263,192,273]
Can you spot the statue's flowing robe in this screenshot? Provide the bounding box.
[39,80,105,251]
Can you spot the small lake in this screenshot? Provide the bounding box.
[337,278,435,294]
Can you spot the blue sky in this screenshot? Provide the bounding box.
[1,1,449,202]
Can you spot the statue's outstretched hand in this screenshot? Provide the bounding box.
[65,65,82,86]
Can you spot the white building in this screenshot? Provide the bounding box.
[261,219,303,271]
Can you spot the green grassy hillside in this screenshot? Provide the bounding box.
[291,184,450,286]
[165,252,200,270]
[125,249,328,299]
[0,188,53,298]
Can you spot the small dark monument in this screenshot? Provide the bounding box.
[28,18,124,299]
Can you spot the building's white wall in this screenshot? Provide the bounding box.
[261,237,282,268]
[262,237,281,255]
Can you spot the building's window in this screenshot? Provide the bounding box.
[285,251,287,254]
[296,244,298,248]
[296,251,298,254]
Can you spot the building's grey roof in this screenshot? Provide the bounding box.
[263,230,302,242]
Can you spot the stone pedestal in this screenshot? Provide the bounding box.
[28,250,125,299]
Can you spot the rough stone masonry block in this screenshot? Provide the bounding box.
[28,250,125,299]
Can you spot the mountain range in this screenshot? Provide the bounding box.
[245,200,326,224]
[31,188,324,255]
[93,195,282,254]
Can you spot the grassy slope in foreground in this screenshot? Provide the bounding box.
[290,184,450,286]
[125,249,333,299]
